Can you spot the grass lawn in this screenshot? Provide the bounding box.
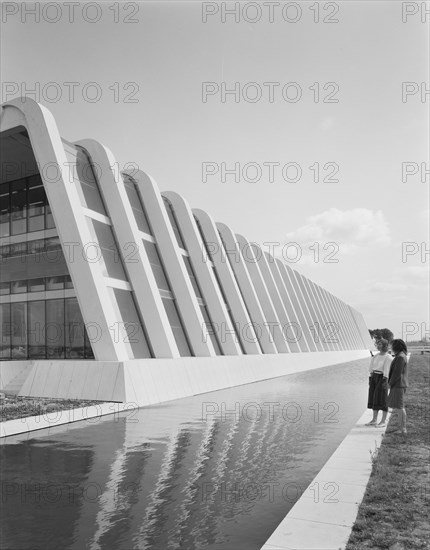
[346,354,430,550]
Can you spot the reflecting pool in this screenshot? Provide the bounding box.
[1,358,370,550]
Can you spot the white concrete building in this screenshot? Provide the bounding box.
[0,98,373,406]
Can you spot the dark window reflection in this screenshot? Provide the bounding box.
[163,197,185,248]
[46,276,64,291]
[28,301,46,358]
[11,280,27,294]
[0,174,55,236]
[65,297,93,359]
[0,236,62,260]
[46,299,65,359]
[0,298,94,360]
[11,302,27,358]
[28,278,45,292]
[0,303,11,358]
[0,282,10,295]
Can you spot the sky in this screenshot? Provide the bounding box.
[1,0,429,340]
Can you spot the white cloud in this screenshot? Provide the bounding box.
[320,117,335,131]
[284,208,391,254]
[369,281,409,292]
[403,265,430,281]
[360,265,429,296]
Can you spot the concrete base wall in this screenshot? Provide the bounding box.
[0,361,36,395]
[5,350,371,407]
[0,362,30,389]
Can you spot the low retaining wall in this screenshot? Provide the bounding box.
[3,350,370,407]
[0,361,31,388]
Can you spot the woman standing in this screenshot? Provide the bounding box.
[388,339,409,435]
[366,339,392,427]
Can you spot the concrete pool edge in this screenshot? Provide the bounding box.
[0,402,120,438]
[260,408,390,550]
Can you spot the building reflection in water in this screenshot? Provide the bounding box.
[1,359,368,550]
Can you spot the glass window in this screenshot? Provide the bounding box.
[28,301,46,358]
[11,280,27,294]
[163,197,185,248]
[10,178,27,235]
[0,282,10,295]
[0,174,55,236]
[124,179,152,234]
[44,237,63,265]
[28,184,45,232]
[0,297,94,361]
[1,237,70,297]
[45,237,61,252]
[194,216,213,261]
[162,297,192,357]
[14,241,28,258]
[46,276,64,291]
[28,215,45,233]
[46,299,65,359]
[11,302,27,358]
[64,275,73,289]
[75,148,107,214]
[0,182,10,237]
[200,304,222,355]
[143,240,170,291]
[80,181,107,214]
[27,239,44,256]
[65,297,85,359]
[227,307,245,353]
[45,204,55,229]
[112,288,152,358]
[28,278,45,292]
[183,257,202,299]
[84,328,94,359]
[0,303,11,359]
[88,219,126,280]
[27,174,43,188]
[28,177,44,203]
[0,244,10,260]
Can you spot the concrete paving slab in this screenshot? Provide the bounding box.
[262,517,351,550]
[288,497,361,527]
[300,480,368,505]
[311,465,372,487]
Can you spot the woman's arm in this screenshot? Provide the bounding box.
[388,356,406,387]
[383,355,392,378]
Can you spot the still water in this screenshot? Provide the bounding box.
[1,358,369,550]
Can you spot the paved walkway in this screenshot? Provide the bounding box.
[261,409,389,550]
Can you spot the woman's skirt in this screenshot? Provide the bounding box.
[367,372,388,411]
[388,387,406,409]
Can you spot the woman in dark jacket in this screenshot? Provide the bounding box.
[387,339,409,434]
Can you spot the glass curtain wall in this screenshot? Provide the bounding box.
[0,162,95,360]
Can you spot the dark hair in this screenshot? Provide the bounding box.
[391,339,407,355]
[378,338,389,352]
